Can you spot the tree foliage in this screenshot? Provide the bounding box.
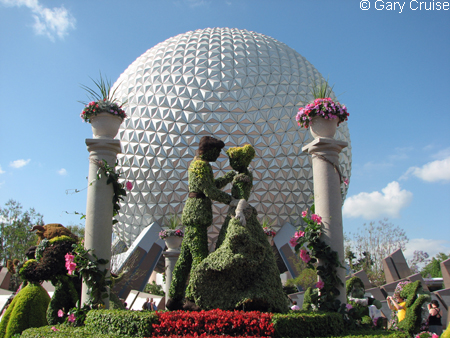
[0,199,44,265]
[285,258,318,291]
[345,219,408,286]
[421,252,449,278]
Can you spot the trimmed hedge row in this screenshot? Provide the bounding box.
[85,310,158,337]
[272,311,344,338]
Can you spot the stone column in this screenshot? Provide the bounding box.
[82,138,121,308]
[302,137,348,304]
[163,249,180,308]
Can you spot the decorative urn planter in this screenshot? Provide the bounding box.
[309,116,338,139]
[90,112,123,139]
[164,236,183,250]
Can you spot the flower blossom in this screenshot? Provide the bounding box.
[51,326,59,332]
[65,253,77,276]
[311,214,322,224]
[67,313,76,323]
[125,181,133,191]
[301,210,307,218]
[300,249,311,263]
[344,178,349,186]
[57,309,64,317]
[294,231,305,239]
[316,280,324,289]
[289,237,297,247]
[346,303,353,310]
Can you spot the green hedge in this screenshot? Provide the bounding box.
[272,311,344,338]
[21,324,127,337]
[84,310,158,337]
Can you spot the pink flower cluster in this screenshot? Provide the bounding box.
[311,214,322,225]
[289,231,305,247]
[65,253,77,276]
[125,181,133,191]
[300,249,311,263]
[316,280,324,289]
[295,98,349,129]
[57,309,76,323]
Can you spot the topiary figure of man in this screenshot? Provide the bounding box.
[166,136,236,311]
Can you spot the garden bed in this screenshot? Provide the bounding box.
[21,309,410,338]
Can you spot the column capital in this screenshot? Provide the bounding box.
[302,137,348,155]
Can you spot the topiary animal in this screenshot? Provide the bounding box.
[346,276,382,326]
[18,224,81,325]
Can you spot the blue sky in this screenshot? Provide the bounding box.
[0,0,449,262]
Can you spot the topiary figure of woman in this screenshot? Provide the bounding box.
[188,144,289,313]
[215,144,255,249]
[166,136,237,311]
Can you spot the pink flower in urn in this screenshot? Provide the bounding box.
[311,214,322,225]
[57,309,64,317]
[300,249,311,263]
[51,326,59,332]
[316,280,325,289]
[67,313,76,323]
[289,237,297,247]
[125,181,133,191]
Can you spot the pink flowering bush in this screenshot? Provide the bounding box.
[65,253,77,275]
[415,332,439,338]
[295,97,349,129]
[290,205,344,312]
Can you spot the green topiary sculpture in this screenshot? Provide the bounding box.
[166,136,236,310]
[188,144,289,313]
[346,276,382,326]
[0,283,50,338]
[396,280,430,336]
[19,225,80,325]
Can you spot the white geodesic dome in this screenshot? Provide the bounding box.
[112,28,352,247]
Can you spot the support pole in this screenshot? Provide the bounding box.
[303,137,348,304]
[163,249,180,309]
[82,138,121,308]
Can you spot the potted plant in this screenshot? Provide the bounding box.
[80,73,127,139]
[295,80,348,139]
[261,218,276,246]
[159,214,184,250]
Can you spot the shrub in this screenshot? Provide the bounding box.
[272,311,344,338]
[152,309,274,337]
[84,309,158,337]
[21,324,126,337]
[0,283,50,338]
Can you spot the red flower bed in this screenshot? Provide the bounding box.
[152,336,264,338]
[152,309,274,337]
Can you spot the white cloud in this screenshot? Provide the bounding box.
[0,165,4,174]
[403,156,450,182]
[185,0,209,7]
[0,0,75,41]
[343,181,413,219]
[57,168,67,176]
[10,159,31,168]
[404,238,450,262]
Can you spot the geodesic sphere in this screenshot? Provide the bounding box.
[113,28,352,247]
